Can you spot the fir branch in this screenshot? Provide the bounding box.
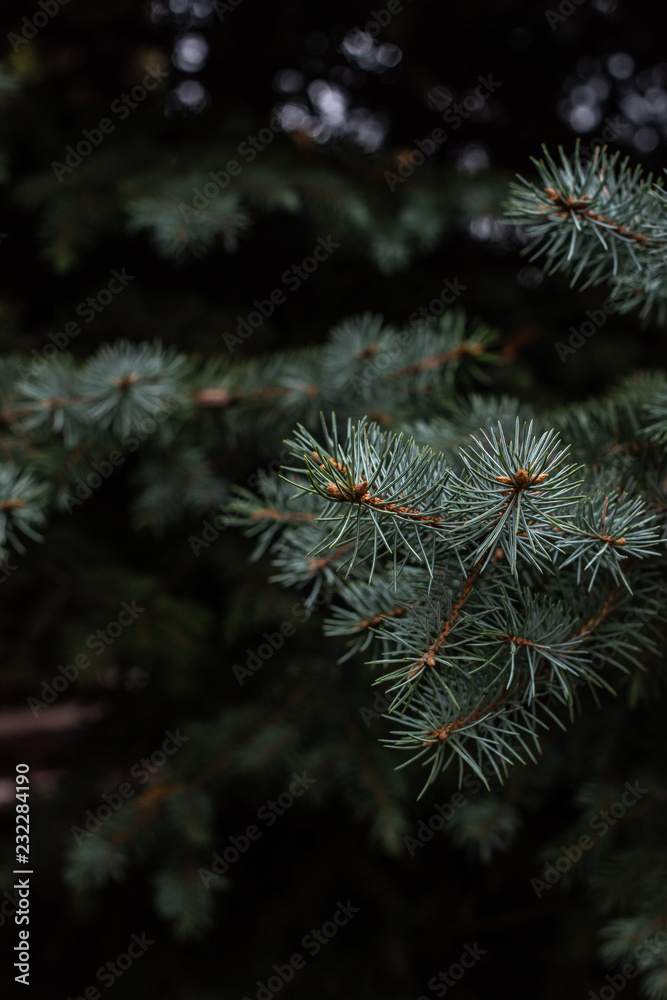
[284,415,452,582]
[405,559,484,682]
[505,142,667,319]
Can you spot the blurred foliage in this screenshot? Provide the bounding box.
[1,0,667,998]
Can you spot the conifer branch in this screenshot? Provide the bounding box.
[505,142,667,318]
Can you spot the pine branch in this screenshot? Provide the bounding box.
[505,142,667,319]
[268,404,666,798]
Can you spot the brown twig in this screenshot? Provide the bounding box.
[249,507,315,523]
[542,187,664,247]
[408,559,484,681]
[394,341,485,378]
[420,582,620,746]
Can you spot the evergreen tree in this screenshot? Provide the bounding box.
[2,3,667,998]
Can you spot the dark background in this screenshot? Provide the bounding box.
[0,0,665,997]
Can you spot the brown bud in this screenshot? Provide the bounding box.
[193,387,231,407]
[112,372,140,390]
